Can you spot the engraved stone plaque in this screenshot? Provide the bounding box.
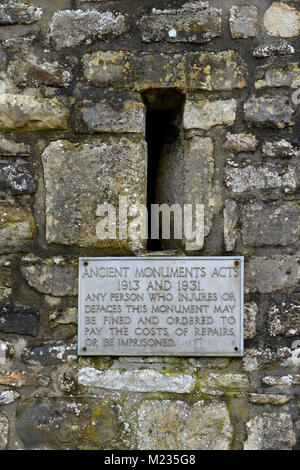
[78,257,244,356]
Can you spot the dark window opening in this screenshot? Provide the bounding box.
[142,89,186,251]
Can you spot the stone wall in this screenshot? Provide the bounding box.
[0,0,299,450]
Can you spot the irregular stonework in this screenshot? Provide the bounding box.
[244,302,258,340]
[255,63,300,89]
[20,255,78,297]
[244,413,296,450]
[137,400,233,450]
[241,201,300,247]
[225,133,258,153]
[245,255,300,294]
[0,371,29,388]
[8,58,72,88]
[0,304,39,336]
[244,96,294,128]
[243,348,300,372]
[78,367,196,393]
[0,163,36,194]
[41,138,147,251]
[16,399,124,450]
[0,259,12,301]
[198,373,249,391]
[253,43,295,58]
[224,199,238,252]
[268,303,300,337]
[0,413,8,450]
[264,3,300,38]
[248,394,291,405]
[263,375,300,387]
[184,136,214,238]
[263,140,300,158]
[0,95,69,132]
[76,93,145,134]
[0,204,37,247]
[0,390,20,405]
[50,9,126,49]
[0,1,42,25]
[50,308,78,326]
[139,2,222,44]
[184,99,236,130]
[224,162,296,194]
[22,343,77,365]
[83,50,246,91]
[229,6,258,39]
[0,137,30,156]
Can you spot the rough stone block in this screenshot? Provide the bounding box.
[0,163,36,194]
[253,43,295,58]
[264,2,300,38]
[139,2,221,44]
[224,199,238,252]
[0,204,37,247]
[184,99,236,130]
[0,259,12,301]
[8,58,72,88]
[224,162,297,194]
[0,304,39,336]
[225,133,258,153]
[244,302,258,340]
[248,394,291,405]
[0,1,42,25]
[137,400,233,450]
[41,138,147,251]
[262,375,300,386]
[244,413,296,450]
[20,255,78,297]
[245,255,300,294]
[268,302,300,337]
[263,140,300,158]
[243,347,300,372]
[255,63,300,89]
[0,94,69,132]
[244,96,294,128]
[229,6,258,39]
[82,50,246,92]
[241,201,300,247]
[0,413,8,450]
[22,343,77,365]
[0,137,30,157]
[0,390,20,405]
[50,9,126,49]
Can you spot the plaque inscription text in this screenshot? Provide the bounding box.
[78,257,244,356]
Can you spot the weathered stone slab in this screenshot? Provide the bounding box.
[0,163,36,194]
[243,347,300,372]
[139,2,221,43]
[0,390,20,405]
[0,137,30,156]
[264,2,300,38]
[0,304,39,336]
[0,413,8,450]
[255,63,300,89]
[244,302,258,340]
[229,6,258,39]
[0,259,12,301]
[184,99,236,130]
[0,1,42,25]
[79,367,196,393]
[8,58,72,88]
[0,204,37,247]
[41,138,147,251]
[83,50,246,91]
[245,255,300,294]
[253,44,295,58]
[0,94,69,132]
[248,394,291,405]
[225,133,258,153]
[50,9,126,49]
[263,140,300,158]
[22,343,77,365]
[262,375,300,386]
[241,201,300,247]
[16,399,124,450]
[244,413,296,450]
[224,200,238,252]
[20,255,78,297]
[224,162,297,194]
[268,302,300,337]
[76,93,145,134]
[137,400,233,450]
[244,96,294,128]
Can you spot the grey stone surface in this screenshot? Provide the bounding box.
[243,347,300,372]
[244,413,296,450]
[248,394,291,405]
[20,255,78,297]
[245,255,300,294]
[244,302,258,340]
[8,58,72,88]
[137,400,233,450]
[224,199,238,252]
[0,163,36,194]
[41,138,147,251]
[263,140,300,158]
[139,2,221,44]
[0,304,39,336]
[264,3,300,38]
[0,390,20,405]
[0,259,12,301]
[22,343,77,365]
[268,302,300,337]
[0,413,9,450]
[244,96,294,128]
[184,99,236,130]
[0,204,37,247]
[225,133,258,153]
[0,1,42,25]
[0,94,69,131]
[255,63,300,89]
[50,9,126,49]
[229,6,258,39]
[0,137,30,157]
[78,367,196,393]
[241,201,300,247]
[262,375,300,386]
[253,43,295,58]
[225,162,296,194]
